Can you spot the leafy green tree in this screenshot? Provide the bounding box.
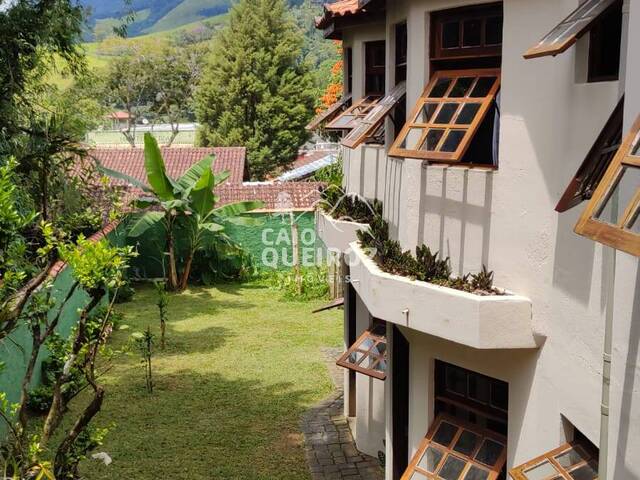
[101,134,263,291]
[195,0,316,180]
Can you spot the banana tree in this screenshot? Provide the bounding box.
[100,133,263,291]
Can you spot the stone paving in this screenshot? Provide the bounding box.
[300,348,385,480]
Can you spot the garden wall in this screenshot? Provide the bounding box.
[128,211,328,279]
[0,224,125,438]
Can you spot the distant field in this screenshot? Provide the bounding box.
[148,0,230,33]
[87,130,197,146]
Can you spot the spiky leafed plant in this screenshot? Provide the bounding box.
[471,265,495,292]
[415,245,451,283]
[101,134,264,291]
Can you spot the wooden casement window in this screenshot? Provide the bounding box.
[325,95,381,131]
[431,3,503,65]
[346,47,353,94]
[509,442,598,479]
[306,94,353,131]
[400,415,507,480]
[395,22,408,83]
[575,114,640,257]
[365,40,386,96]
[336,322,387,380]
[556,97,624,212]
[389,69,500,162]
[524,0,622,67]
[312,297,344,314]
[341,82,406,149]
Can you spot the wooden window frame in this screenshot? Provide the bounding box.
[312,297,344,314]
[325,95,381,131]
[306,94,353,131]
[431,3,503,61]
[389,69,501,162]
[556,97,624,212]
[365,40,386,96]
[400,414,507,480]
[575,114,640,257]
[336,324,387,381]
[341,82,406,149]
[509,442,598,479]
[523,0,619,59]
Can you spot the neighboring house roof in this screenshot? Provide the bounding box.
[291,150,339,170]
[217,182,324,212]
[277,153,339,182]
[106,111,133,120]
[89,146,246,186]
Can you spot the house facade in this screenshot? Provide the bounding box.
[312,0,640,478]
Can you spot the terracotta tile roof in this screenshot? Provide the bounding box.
[88,146,246,186]
[316,0,374,29]
[292,150,338,170]
[217,182,325,212]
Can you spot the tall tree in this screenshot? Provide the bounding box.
[195,0,316,180]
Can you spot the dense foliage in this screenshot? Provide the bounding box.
[196,0,316,180]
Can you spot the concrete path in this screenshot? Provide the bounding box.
[301,348,385,480]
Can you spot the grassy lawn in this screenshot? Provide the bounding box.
[72,282,342,479]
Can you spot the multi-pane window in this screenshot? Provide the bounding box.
[400,415,507,480]
[431,3,503,69]
[556,98,623,212]
[575,114,640,257]
[325,95,381,131]
[524,0,621,70]
[336,322,387,380]
[306,94,353,131]
[389,70,500,162]
[365,40,386,95]
[342,82,406,149]
[509,443,598,480]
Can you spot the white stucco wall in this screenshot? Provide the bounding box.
[337,0,640,477]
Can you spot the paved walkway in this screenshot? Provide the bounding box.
[301,348,385,480]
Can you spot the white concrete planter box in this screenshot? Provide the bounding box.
[316,210,368,253]
[347,242,539,349]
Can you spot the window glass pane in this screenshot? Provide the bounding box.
[422,129,445,151]
[470,77,497,97]
[456,103,481,125]
[417,103,438,123]
[440,130,466,152]
[469,375,491,404]
[485,16,503,45]
[435,103,460,124]
[464,466,489,480]
[595,166,640,224]
[569,463,598,480]
[438,455,467,480]
[449,77,475,97]
[454,430,480,457]
[555,447,588,469]
[632,135,640,156]
[446,365,468,396]
[433,421,458,447]
[371,341,386,356]
[491,381,508,410]
[627,205,640,234]
[463,19,482,47]
[401,127,425,150]
[361,355,378,370]
[410,471,428,480]
[332,115,355,128]
[524,461,560,480]
[359,337,375,351]
[430,78,453,98]
[443,21,460,48]
[474,439,504,466]
[417,446,444,473]
[348,351,364,364]
[374,358,387,372]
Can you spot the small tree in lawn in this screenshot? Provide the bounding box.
[101,133,263,292]
[154,281,168,349]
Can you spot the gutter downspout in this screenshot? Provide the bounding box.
[599,2,629,477]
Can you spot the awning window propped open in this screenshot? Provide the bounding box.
[509,442,598,479]
[342,82,406,149]
[336,323,387,380]
[401,414,507,480]
[325,95,381,131]
[307,94,353,131]
[312,297,344,314]
[523,0,619,59]
[575,113,640,257]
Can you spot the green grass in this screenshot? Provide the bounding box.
[70,282,342,479]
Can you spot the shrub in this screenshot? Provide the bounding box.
[262,265,330,301]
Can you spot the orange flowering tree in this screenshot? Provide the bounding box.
[318,41,344,112]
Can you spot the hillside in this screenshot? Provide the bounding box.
[82,0,305,39]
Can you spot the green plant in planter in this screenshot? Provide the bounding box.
[471,265,495,292]
[415,246,451,283]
